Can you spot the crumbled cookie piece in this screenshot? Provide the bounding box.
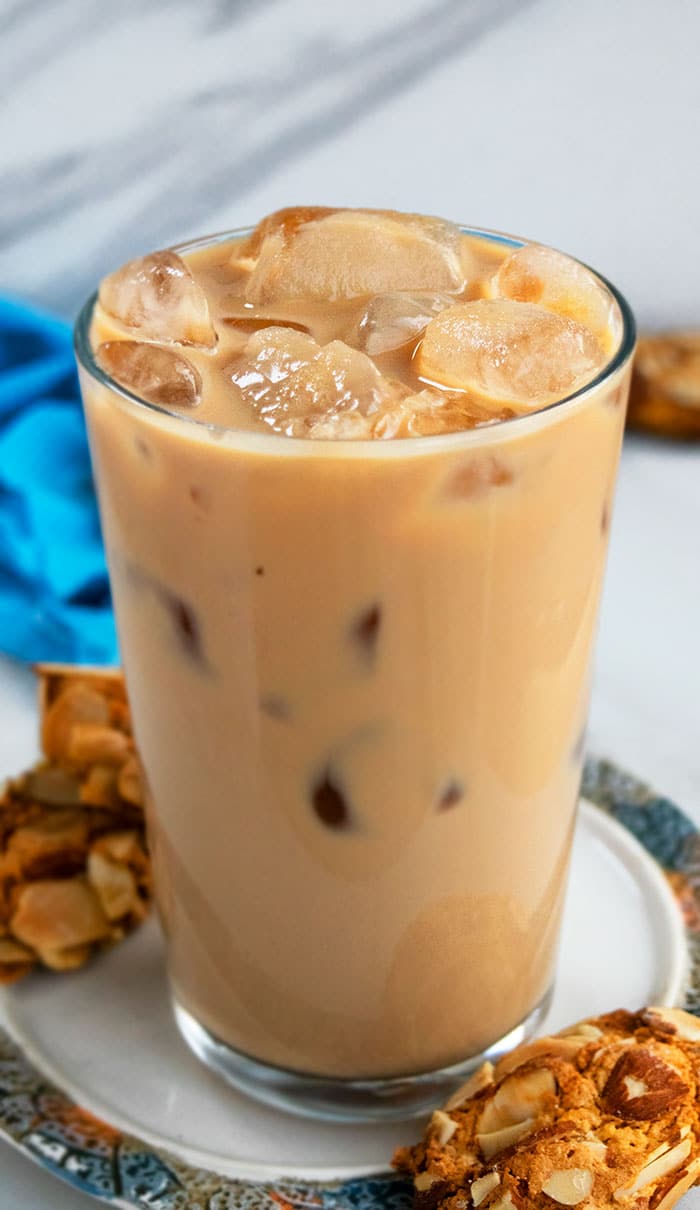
[0,665,151,983]
[39,664,139,782]
[394,1008,700,1210]
[628,332,700,439]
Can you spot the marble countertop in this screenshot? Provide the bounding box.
[1,0,699,1205]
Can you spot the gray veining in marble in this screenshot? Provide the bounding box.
[1,0,699,325]
[0,0,533,315]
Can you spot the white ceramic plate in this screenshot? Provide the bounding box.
[1,758,698,1208]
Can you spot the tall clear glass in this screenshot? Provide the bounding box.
[75,226,635,1121]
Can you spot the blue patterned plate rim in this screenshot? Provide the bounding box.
[1,755,699,1210]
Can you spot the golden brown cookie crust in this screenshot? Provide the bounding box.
[394,1008,700,1210]
[0,665,150,982]
[627,332,700,440]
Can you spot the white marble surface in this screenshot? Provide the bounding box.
[1,0,700,1204]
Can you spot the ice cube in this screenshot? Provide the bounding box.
[230,328,320,401]
[295,410,375,440]
[98,250,216,349]
[96,341,201,408]
[371,388,515,438]
[347,291,455,356]
[232,206,339,268]
[241,209,467,304]
[315,340,391,411]
[229,327,396,436]
[417,300,605,407]
[444,456,514,499]
[491,245,616,344]
[222,316,311,336]
[220,315,313,362]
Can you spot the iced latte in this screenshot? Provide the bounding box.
[75,208,634,1119]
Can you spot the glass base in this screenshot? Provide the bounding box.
[173,987,553,1122]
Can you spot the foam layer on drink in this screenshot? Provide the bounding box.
[91,207,621,438]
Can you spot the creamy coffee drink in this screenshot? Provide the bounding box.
[77,208,634,1117]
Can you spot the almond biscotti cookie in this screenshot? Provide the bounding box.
[0,665,150,981]
[394,1008,700,1210]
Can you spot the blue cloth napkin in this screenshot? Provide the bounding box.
[0,296,117,664]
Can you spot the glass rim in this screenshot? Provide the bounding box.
[74,221,636,453]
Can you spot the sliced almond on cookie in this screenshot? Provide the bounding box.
[477,1117,535,1159]
[66,724,131,767]
[414,1172,439,1192]
[557,1021,604,1041]
[41,683,111,763]
[87,851,139,922]
[654,1155,700,1210]
[614,1137,692,1200]
[429,1110,457,1146]
[444,1061,495,1109]
[478,1067,556,1134]
[488,1193,513,1210]
[495,1035,588,1077]
[541,1168,593,1205]
[644,1006,700,1043]
[39,943,93,971]
[10,877,111,951]
[471,1173,500,1206]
